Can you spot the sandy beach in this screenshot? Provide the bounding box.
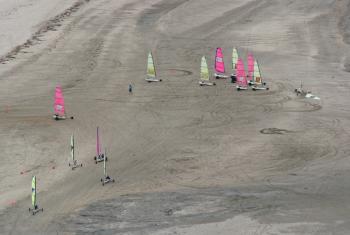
[0,0,350,234]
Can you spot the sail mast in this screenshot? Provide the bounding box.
[104,149,107,177]
[96,127,100,157]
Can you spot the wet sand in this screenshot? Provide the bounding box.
[0,0,350,234]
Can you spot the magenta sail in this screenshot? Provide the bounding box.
[96,127,101,156]
[215,47,225,73]
[236,58,247,87]
[247,53,254,80]
[54,86,65,117]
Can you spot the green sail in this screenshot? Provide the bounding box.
[200,56,209,81]
[147,52,156,78]
[253,60,262,84]
[31,176,36,207]
[232,48,238,70]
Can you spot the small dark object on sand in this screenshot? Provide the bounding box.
[164,208,173,216]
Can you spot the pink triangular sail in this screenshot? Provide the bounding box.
[54,86,65,116]
[247,53,254,80]
[215,47,225,73]
[96,127,101,156]
[236,58,247,87]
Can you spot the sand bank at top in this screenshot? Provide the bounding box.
[0,0,78,57]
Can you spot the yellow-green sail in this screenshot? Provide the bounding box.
[200,56,209,81]
[31,176,36,207]
[147,52,156,79]
[253,60,262,84]
[232,48,238,70]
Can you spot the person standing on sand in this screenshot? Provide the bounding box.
[129,84,133,93]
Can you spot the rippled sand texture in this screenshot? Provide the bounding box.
[0,0,350,234]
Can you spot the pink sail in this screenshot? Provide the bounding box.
[247,53,254,80]
[215,47,225,73]
[236,58,247,87]
[54,86,65,117]
[96,127,101,156]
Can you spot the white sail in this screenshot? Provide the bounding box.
[253,60,262,85]
[32,176,36,208]
[71,134,74,162]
